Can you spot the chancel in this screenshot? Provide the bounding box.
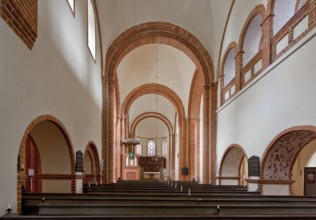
[1,0,316,219]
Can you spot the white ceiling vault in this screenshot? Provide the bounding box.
[96,0,233,138]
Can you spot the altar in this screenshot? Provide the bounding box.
[139,156,165,180]
[143,171,161,180]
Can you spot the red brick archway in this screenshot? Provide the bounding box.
[120,83,185,181]
[130,112,173,137]
[102,21,216,184]
[17,115,75,214]
[260,126,316,194]
[83,141,101,184]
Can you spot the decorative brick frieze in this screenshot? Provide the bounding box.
[260,125,316,194]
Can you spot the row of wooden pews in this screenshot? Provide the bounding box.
[2,180,316,219]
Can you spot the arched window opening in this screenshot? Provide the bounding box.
[243,14,262,66]
[147,139,156,156]
[223,48,236,87]
[136,138,142,155]
[272,0,311,58]
[222,46,237,102]
[88,0,96,60]
[273,0,296,35]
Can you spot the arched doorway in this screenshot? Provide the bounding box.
[218,145,248,185]
[17,115,75,213]
[83,142,101,184]
[292,139,316,195]
[131,112,173,179]
[261,126,316,195]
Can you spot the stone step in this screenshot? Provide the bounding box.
[35,204,316,216]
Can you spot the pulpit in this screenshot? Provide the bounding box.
[122,153,140,180]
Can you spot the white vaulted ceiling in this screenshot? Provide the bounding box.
[117,44,195,119]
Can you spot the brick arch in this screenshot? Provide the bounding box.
[220,42,238,80]
[188,69,204,119]
[84,141,101,183]
[266,0,304,24]
[104,22,214,84]
[103,22,216,183]
[18,115,76,175]
[121,84,185,121]
[238,4,266,52]
[120,83,186,180]
[219,144,248,179]
[219,42,238,104]
[17,115,75,214]
[261,126,316,181]
[130,112,173,137]
[25,135,42,192]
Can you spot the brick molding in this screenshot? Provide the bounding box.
[260,125,316,194]
[103,21,215,184]
[17,115,76,213]
[0,0,38,49]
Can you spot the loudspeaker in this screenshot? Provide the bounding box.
[182,167,189,176]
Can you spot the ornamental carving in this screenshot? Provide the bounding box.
[264,131,316,180]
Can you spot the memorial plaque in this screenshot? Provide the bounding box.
[76,151,84,172]
[248,155,260,177]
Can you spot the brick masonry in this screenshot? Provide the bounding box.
[17,115,76,214]
[103,22,215,183]
[220,0,315,105]
[0,0,38,49]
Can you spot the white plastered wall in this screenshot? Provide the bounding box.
[0,0,102,214]
[217,30,316,182]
